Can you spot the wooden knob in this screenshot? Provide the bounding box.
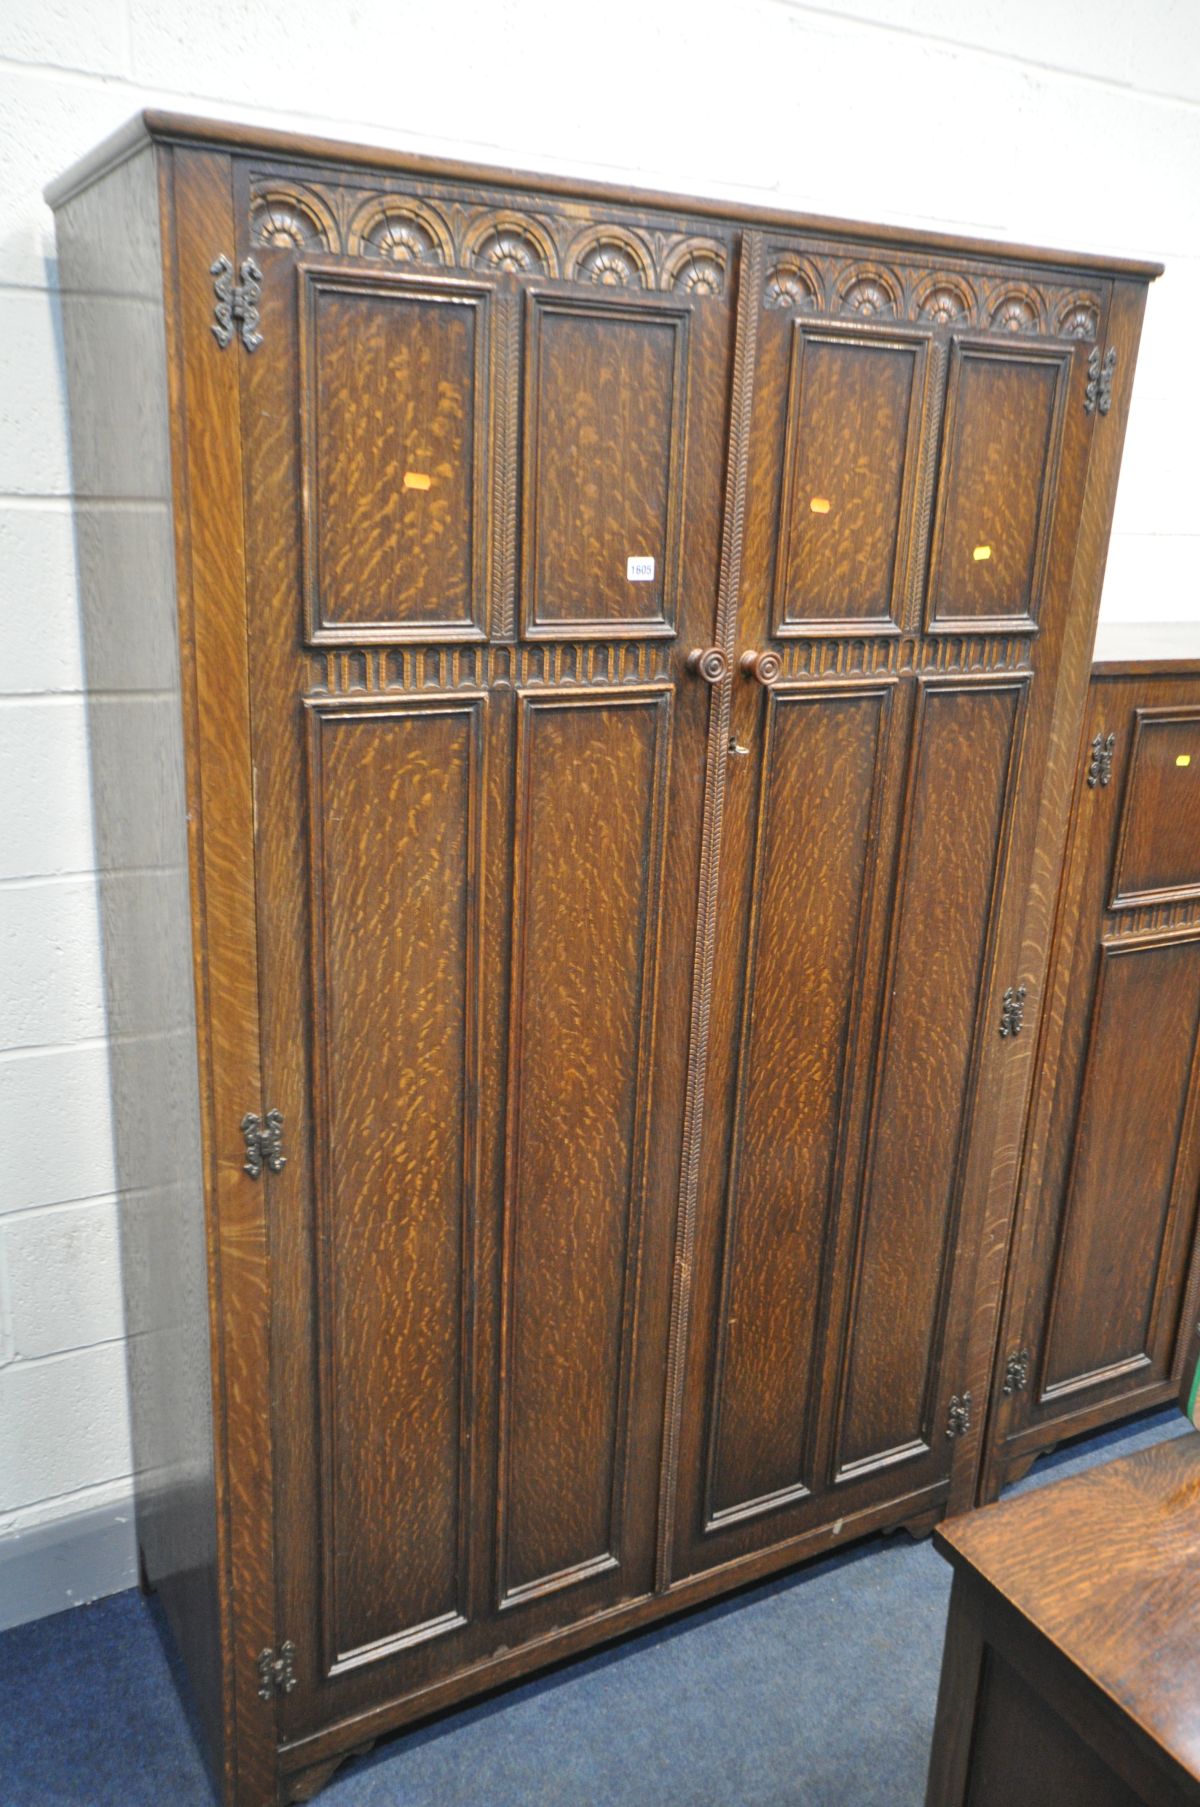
[686,647,730,684]
[739,648,783,686]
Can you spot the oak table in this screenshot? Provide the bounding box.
[927,1431,1200,1805]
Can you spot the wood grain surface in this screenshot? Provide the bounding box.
[933,1433,1200,1803]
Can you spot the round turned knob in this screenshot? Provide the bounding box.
[686,647,730,684]
[739,648,783,686]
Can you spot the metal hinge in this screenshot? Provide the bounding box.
[256,1640,297,1701]
[946,1392,972,1439]
[241,1109,286,1179]
[211,254,263,352]
[998,985,1027,1039]
[1002,1348,1031,1395]
[1087,730,1116,789]
[1084,345,1116,416]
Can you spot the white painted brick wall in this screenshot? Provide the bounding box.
[1,0,1197,1624]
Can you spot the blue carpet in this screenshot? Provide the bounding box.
[0,1407,1189,1806]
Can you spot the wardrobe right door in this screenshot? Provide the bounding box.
[666,244,1107,1583]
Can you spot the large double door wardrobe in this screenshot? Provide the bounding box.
[49,113,1156,1805]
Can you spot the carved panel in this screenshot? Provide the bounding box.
[663,240,727,297]
[251,181,338,252]
[833,675,1027,1480]
[705,684,893,1527]
[346,196,453,264]
[465,211,558,278]
[497,688,672,1606]
[1040,936,1200,1399]
[299,266,492,644]
[521,289,690,639]
[988,283,1045,335]
[772,321,929,635]
[1110,707,1200,909]
[764,253,821,311]
[925,338,1072,634]
[306,695,483,1669]
[568,225,653,289]
[837,264,901,319]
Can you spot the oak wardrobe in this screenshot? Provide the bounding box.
[48,112,1156,1805]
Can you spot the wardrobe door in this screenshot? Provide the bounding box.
[985,675,1200,1496]
[666,252,1106,1582]
[232,172,736,1743]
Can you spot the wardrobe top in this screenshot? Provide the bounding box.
[46,109,1163,284]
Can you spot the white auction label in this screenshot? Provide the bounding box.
[626,556,655,582]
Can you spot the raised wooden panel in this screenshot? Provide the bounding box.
[307,696,483,1668]
[1041,937,1200,1398]
[300,267,491,644]
[497,688,671,1605]
[834,676,1025,1479]
[705,684,893,1525]
[926,339,1071,633]
[1110,709,1200,908]
[521,290,689,639]
[772,323,927,635]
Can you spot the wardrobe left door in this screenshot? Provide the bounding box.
[233,180,733,1756]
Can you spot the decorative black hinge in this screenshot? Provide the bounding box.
[1002,1348,1031,1395]
[999,985,1027,1039]
[211,254,263,352]
[256,1640,297,1701]
[946,1392,972,1439]
[1087,730,1116,789]
[241,1109,286,1179]
[1084,345,1116,416]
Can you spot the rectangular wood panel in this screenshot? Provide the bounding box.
[1041,937,1200,1397]
[1110,708,1200,907]
[705,684,892,1524]
[498,688,671,1605]
[307,697,483,1667]
[772,324,926,634]
[834,677,1025,1478]
[300,267,491,643]
[521,291,689,638]
[926,340,1070,633]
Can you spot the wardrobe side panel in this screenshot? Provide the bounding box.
[53,146,223,1780]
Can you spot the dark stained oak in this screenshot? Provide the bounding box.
[928,1433,1200,1806]
[982,664,1200,1503]
[48,110,1156,1805]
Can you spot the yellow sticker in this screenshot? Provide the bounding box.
[404,471,432,491]
[809,496,831,514]
[1178,754,1192,767]
[973,544,992,561]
